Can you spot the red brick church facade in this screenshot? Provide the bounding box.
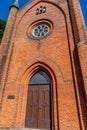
[0,0,87,130]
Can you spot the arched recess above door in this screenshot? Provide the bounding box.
[13,56,73,85]
[15,57,58,85]
[29,69,51,84]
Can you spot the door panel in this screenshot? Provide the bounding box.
[38,85,50,129]
[25,84,51,129]
[25,85,38,128]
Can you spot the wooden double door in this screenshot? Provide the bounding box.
[25,84,51,129]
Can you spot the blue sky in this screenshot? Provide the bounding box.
[0,0,87,26]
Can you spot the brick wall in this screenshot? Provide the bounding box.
[0,0,87,129]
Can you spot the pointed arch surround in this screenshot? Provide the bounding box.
[15,61,59,129]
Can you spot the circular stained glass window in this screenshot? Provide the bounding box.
[32,24,50,38]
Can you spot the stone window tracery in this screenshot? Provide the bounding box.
[32,24,50,38]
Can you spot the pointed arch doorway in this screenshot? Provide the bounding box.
[25,70,52,129]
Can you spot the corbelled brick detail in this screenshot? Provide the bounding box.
[0,0,87,130]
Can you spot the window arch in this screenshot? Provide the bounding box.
[29,69,51,84]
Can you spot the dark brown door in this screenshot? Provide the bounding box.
[25,84,51,129]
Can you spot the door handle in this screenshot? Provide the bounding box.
[38,106,42,110]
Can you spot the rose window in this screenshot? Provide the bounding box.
[32,24,50,38]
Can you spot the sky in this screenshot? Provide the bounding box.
[0,0,87,26]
